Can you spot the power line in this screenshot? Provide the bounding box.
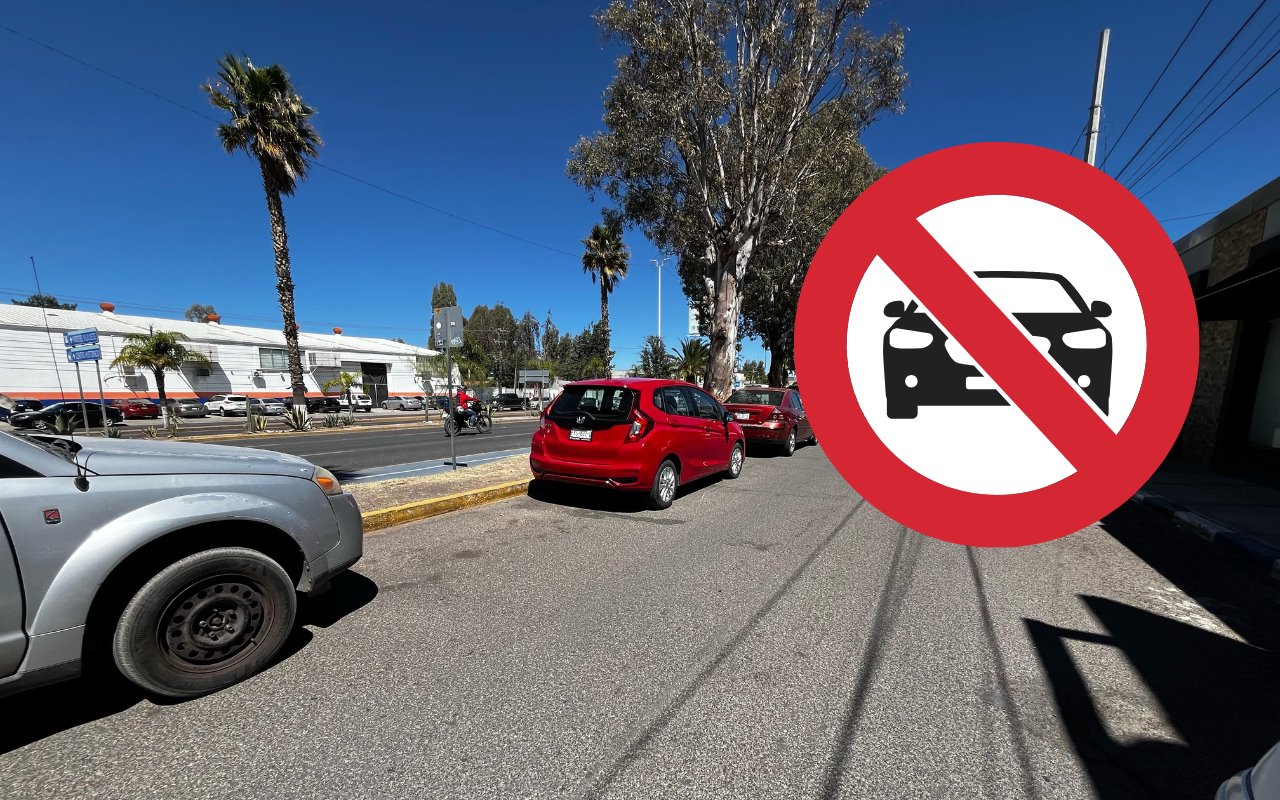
[1112,0,1270,182]
[1102,0,1217,169]
[1126,42,1280,191]
[1138,82,1280,198]
[1157,210,1221,222]
[1125,7,1280,191]
[0,24,578,260]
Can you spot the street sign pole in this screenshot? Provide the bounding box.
[93,359,109,435]
[446,342,455,471]
[74,362,89,430]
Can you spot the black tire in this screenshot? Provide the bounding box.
[220,408,228,417]
[781,427,797,457]
[443,417,458,437]
[476,415,492,434]
[726,442,745,479]
[648,458,679,510]
[112,547,297,698]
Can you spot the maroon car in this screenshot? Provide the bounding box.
[723,387,814,456]
[530,378,746,509]
[110,398,161,420]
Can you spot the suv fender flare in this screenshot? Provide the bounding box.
[29,491,324,637]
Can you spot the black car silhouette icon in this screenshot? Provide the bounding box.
[882,271,1112,419]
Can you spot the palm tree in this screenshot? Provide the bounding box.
[203,54,321,410]
[322,371,363,418]
[110,329,211,424]
[580,215,630,337]
[670,338,710,384]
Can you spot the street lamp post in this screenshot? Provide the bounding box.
[651,256,669,340]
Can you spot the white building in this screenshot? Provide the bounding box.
[0,302,454,405]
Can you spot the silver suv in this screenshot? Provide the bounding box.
[0,430,362,699]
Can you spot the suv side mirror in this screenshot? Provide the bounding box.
[1090,300,1112,318]
[884,300,906,317]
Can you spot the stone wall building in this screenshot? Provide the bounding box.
[1174,176,1280,473]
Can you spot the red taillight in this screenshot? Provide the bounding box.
[626,407,653,442]
[769,410,786,421]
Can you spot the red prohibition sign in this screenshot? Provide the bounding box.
[795,142,1199,547]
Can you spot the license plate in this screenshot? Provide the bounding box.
[734,412,750,420]
[570,429,592,441]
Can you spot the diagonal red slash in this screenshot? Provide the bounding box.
[876,217,1118,471]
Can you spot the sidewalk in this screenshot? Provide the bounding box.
[1131,462,1280,584]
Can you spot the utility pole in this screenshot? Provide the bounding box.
[651,256,668,339]
[1084,28,1111,167]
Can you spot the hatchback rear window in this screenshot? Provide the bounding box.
[728,389,784,406]
[551,386,635,419]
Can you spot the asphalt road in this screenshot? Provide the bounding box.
[1,446,1277,799]
[221,418,540,475]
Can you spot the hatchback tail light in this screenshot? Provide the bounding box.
[626,408,654,442]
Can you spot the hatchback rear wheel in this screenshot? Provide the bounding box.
[649,459,679,510]
[112,547,297,698]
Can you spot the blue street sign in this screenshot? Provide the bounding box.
[63,327,99,347]
[67,344,102,363]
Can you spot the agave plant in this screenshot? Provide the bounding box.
[322,413,340,429]
[104,424,123,439]
[283,406,311,431]
[141,426,160,439]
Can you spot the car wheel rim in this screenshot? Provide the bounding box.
[159,574,273,672]
[658,465,677,503]
[731,446,743,475]
[787,431,795,452]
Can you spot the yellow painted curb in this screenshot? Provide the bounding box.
[360,478,532,533]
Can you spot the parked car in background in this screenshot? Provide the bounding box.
[723,386,815,457]
[8,401,123,430]
[254,398,288,415]
[491,393,529,411]
[110,399,161,420]
[308,397,344,414]
[169,398,208,418]
[381,396,423,411]
[530,378,745,510]
[0,429,363,699]
[0,398,44,422]
[205,394,249,416]
[338,393,373,412]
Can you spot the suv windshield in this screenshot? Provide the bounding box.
[728,389,784,406]
[551,386,635,419]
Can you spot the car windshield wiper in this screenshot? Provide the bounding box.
[16,432,82,462]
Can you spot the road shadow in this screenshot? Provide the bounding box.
[746,440,820,459]
[527,473,727,514]
[1026,593,1280,798]
[0,570,378,753]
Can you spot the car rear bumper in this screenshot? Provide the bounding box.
[738,421,787,441]
[529,454,649,490]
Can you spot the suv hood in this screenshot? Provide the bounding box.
[66,437,315,479]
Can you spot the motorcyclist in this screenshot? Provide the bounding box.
[455,386,478,428]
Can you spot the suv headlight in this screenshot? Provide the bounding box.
[1062,328,1106,349]
[888,328,934,349]
[313,466,343,495]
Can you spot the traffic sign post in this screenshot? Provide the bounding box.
[795,143,1199,547]
[432,306,464,471]
[64,332,103,434]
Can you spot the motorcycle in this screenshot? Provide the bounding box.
[442,400,492,436]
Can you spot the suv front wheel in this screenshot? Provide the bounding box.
[112,547,297,698]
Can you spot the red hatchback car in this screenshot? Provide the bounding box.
[530,378,746,509]
[111,398,161,420]
[722,386,814,456]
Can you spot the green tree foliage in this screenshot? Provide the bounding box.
[321,370,363,417]
[110,328,211,423]
[580,213,630,343]
[742,123,884,386]
[637,335,674,378]
[515,311,540,366]
[13,294,75,310]
[560,321,615,381]
[431,282,458,309]
[568,0,905,397]
[184,303,217,322]
[670,338,710,384]
[742,359,767,385]
[204,54,321,410]
[461,303,519,388]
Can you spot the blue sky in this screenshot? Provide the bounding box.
[2,1,1278,369]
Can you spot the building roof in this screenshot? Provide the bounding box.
[0,304,436,358]
[1172,173,1280,254]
